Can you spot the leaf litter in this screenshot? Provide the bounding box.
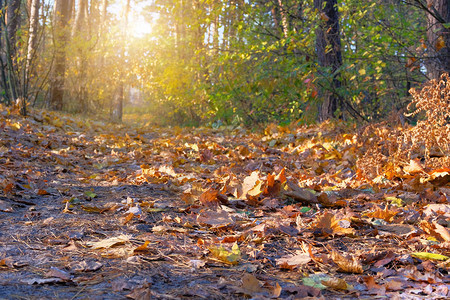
[0,105,449,299]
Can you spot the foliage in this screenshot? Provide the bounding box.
[357,73,450,180]
[0,104,449,298]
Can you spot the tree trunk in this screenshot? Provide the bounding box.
[71,0,88,113]
[425,0,449,79]
[111,0,130,123]
[314,0,343,121]
[6,0,21,56]
[278,0,288,38]
[49,0,72,111]
[26,0,39,78]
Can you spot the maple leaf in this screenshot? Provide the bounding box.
[311,211,355,236]
[364,205,399,223]
[209,243,241,265]
[276,252,311,269]
[331,250,363,274]
[242,171,263,200]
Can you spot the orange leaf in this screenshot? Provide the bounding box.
[133,241,151,253]
[123,213,135,225]
[364,206,399,223]
[403,159,424,175]
[331,250,363,274]
[436,36,445,51]
[199,189,220,207]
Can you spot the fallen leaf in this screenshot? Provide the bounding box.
[411,252,449,261]
[126,282,152,300]
[209,242,241,265]
[322,277,353,290]
[199,188,220,207]
[331,250,363,274]
[241,273,263,294]
[311,211,355,236]
[276,252,311,269]
[284,180,318,203]
[45,267,71,281]
[197,209,234,227]
[86,234,131,249]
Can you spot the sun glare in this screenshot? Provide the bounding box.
[129,12,153,37]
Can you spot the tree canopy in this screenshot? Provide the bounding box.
[0,0,448,125]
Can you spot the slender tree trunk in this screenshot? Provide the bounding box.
[72,0,88,113]
[26,0,39,78]
[314,0,343,121]
[111,0,130,122]
[278,0,288,38]
[425,0,449,79]
[6,0,21,56]
[49,0,72,110]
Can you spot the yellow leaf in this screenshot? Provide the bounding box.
[209,242,241,265]
[411,252,449,261]
[358,69,366,75]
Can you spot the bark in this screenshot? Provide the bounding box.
[111,0,130,122]
[71,0,88,113]
[49,0,72,111]
[278,0,289,38]
[71,0,87,37]
[314,0,343,121]
[425,0,449,79]
[6,0,21,55]
[26,0,39,77]
[100,0,108,26]
[271,2,281,33]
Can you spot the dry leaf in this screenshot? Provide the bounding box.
[331,250,363,274]
[241,274,263,294]
[276,252,311,269]
[86,235,131,249]
[199,188,220,207]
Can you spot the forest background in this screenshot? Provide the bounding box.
[0,0,449,127]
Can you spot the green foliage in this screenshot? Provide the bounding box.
[132,0,428,126]
[1,0,433,126]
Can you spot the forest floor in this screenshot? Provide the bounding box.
[0,106,449,299]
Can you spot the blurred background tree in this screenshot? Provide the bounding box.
[0,0,447,126]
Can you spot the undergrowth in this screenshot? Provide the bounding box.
[357,73,450,179]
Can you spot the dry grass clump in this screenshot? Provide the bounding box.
[357,73,450,179]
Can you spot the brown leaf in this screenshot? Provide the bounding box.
[45,267,71,281]
[436,35,446,51]
[241,274,263,294]
[126,282,152,300]
[284,285,321,297]
[331,250,363,274]
[199,188,220,207]
[133,241,151,253]
[322,277,352,290]
[364,276,381,290]
[284,180,318,204]
[420,220,450,242]
[364,206,399,223]
[197,209,234,227]
[272,282,282,298]
[403,159,424,175]
[37,189,49,195]
[122,212,135,225]
[312,211,355,236]
[242,171,263,200]
[276,252,311,269]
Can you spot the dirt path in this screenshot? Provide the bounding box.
[1,109,449,299]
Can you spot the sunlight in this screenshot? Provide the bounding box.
[128,12,153,38]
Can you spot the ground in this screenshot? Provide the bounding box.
[0,106,449,299]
